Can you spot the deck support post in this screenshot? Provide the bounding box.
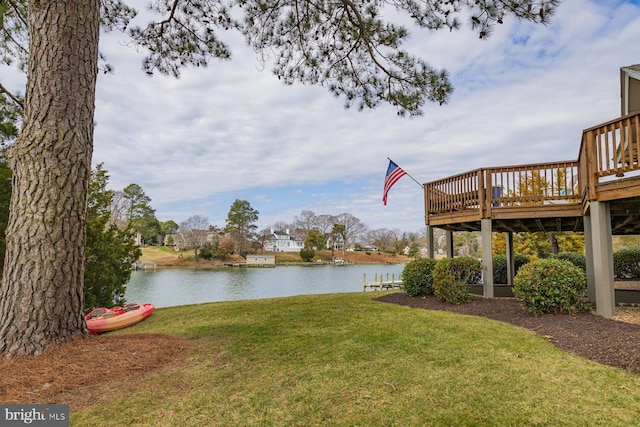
[426,225,435,259]
[506,232,514,285]
[481,219,494,297]
[445,231,454,258]
[583,216,596,303]
[588,201,615,318]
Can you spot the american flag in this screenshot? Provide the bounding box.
[382,160,407,205]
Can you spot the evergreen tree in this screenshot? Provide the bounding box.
[224,199,259,257]
[84,164,141,310]
[305,229,325,250]
[122,183,160,245]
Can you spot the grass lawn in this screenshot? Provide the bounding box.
[72,293,640,426]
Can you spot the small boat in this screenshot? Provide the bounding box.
[85,303,155,334]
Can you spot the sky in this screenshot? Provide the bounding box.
[4,0,640,235]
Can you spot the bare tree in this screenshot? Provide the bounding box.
[315,214,336,247]
[178,215,211,259]
[257,227,274,253]
[109,190,128,227]
[270,221,291,233]
[293,210,317,241]
[367,228,396,252]
[333,213,368,253]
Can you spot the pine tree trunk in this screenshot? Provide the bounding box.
[0,1,100,356]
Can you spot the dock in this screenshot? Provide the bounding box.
[363,273,403,292]
[133,262,156,271]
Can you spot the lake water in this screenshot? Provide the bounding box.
[124,264,407,308]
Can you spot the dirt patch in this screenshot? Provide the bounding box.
[0,334,192,410]
[376,292,640,375]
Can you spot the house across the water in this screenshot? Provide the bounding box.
[263,229,305,252]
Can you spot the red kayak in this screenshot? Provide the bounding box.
[85,303,155,334]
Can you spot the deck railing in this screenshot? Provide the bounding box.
[426,112,640,219]
[579,111,640,200]
[426,162,580,215]
[487,161,580,207]
[425,170,483,214]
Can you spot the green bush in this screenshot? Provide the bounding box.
[613,248,640,279]
[493,254,530,284]
[513,258,589,315]
[432,257,483,304]
[300,247,315,262]
[552,251,586,272]
[401,258,437,297]
[198,242,216,260]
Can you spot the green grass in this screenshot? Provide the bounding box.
[140,246,176,258]
[72,293,640,426]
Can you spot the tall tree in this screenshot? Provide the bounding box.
[0,0,559,356]
[122,183,160,245]
[329,223,345,258]
[0,1,101,356]
[123,184,154,222]
[0,95,19,268]
[224,199,259,257]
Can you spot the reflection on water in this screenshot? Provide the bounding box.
[125,264,406,308]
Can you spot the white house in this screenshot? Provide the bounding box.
[326,234,344,251]
[264,229,305,252]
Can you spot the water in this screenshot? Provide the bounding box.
[124,264,406,308]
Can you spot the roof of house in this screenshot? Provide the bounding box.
[268,230,303,241]
[622,64,640,79]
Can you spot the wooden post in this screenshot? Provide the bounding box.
[584,130,599,202]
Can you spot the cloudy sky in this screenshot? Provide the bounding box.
[6,0,640,234]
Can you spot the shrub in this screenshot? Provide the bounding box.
[513,258,589,315]
[552,251,586,272]
[493,254,530,284]
[432,257,483,304]
[198,241,220,260]
[613,248,640,279]
[299,247,315,262]
[401,258,437,297]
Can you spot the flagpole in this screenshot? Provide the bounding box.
[387,157,424,188]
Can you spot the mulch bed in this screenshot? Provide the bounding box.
[376,292,640,375]
[0,333,192,409]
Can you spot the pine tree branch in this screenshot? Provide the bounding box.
[0,83,24,110]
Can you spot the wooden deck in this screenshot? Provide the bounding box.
[424,111,640,234]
